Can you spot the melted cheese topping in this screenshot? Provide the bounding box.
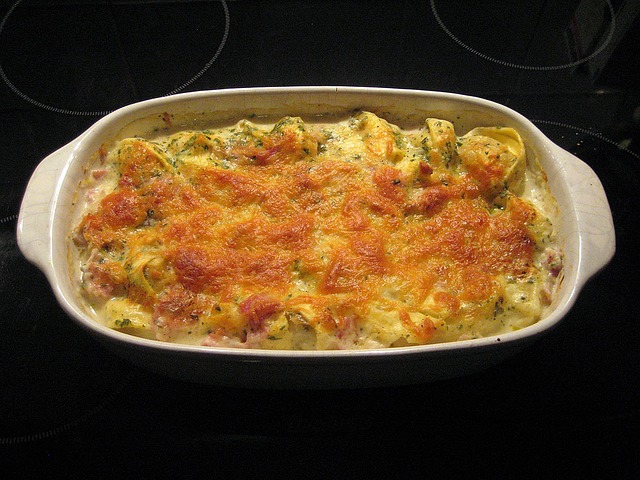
[71,112,563,349]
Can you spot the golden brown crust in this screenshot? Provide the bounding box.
[72,113,562,349]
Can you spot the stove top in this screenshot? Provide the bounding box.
[1,1,639,477]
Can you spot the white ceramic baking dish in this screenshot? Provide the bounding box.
[17,87,615,389]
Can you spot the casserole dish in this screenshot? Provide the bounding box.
[17,87,615,388]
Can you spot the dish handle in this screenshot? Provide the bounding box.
[554,145,616,282]
[17,141,76,274]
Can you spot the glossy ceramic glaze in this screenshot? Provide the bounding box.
[17,87,615,388]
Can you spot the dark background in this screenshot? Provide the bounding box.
[1,1,639,478]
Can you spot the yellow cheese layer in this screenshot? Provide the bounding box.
[71,112,563,349]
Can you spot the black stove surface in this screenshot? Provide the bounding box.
[1,1,639,478]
